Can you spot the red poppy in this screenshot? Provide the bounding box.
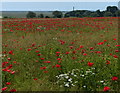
[57,58,61,60]
[34,78,38,80]
[106,60,110,64]
[90,47,94,50]
[7,58,11,61]
[65,52,70,54]
[88,62,94,67]
[44,71,48,73]
[56,52,60,54]
[6,82,11,85]
[10,89,16,92]
[40,58,45,60]
[2,87,8,91]
[112,76,118,81]
[8,51,13,54]
[83,53,87,56]
[35,50,40,53]
[80,45,84,48]
[69,46,74,49]
[103,86,110,91]
[113,55,118,58]
[98,42,104,45]
[55,64,61,68]
[116,45,120,47]
[40,67,46,70]
[115,50,119,52]
[27,48,32,51]
[37,54,41,56]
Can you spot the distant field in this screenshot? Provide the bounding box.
[1,11,67,18]
[2,17,119,92]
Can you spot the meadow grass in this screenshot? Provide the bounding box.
[2,17,119,92]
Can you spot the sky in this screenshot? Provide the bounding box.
[1,1,120,11]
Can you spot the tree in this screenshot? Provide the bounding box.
[104,11,113,17]
[38,14,44,18]
[64,13,70,18]
[26,11,36,18]
[75,12,82,17]
[90,12,99,17]
[83,11,92,17]
[45,16,50,18]
[96,10,103,17]
[4,16,9,18]
[115,10,120,17]
[106,6,118,13]
[52,11,63,18]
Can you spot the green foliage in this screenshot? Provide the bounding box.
[52,11,63,18]
[26,11,36,18]
[45,16,50,18]
[104,11,113,17]
[38,14,44,18]
[115,10,120,17]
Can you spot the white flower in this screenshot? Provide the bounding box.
[92,73,95,75]
[75,81,78,83]
[71,73,74,75]
[83,85,86,88]
[68,78,72,82]
[86,71,92,74]
[100,81,104,83]
[81,75,85,77]
[74,75,77,77]
[65,76,69,79]
[64,83,69,87]
[71,84,75,86]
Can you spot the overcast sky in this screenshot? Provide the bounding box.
[1,1,119,11]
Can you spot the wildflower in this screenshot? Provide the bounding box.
[27,48,32,51]
[56,52,60,54]
[83,53,87,56]
[44,71,48,73]
[80,45,84,48]
[113,38,117,40]
[34,78,38,80]
[112,76,118,81]
[103,86,110,91]
[65,52,70,54]
[64,83,69,87]
[90,47,94,50]
[106,60,110,64]
[57,58,61,60]
[2,87,8,91]
[35,50,40,53]
[104,40,107,42]
[69,46,74,49]
[113,55,118,58]
[115,50,119,52]
[8,51,13,54]
[7,58,11,61]
[6,82,11,85]
[116,45,120,47]
[98,42,104,45]
[88,62,94,67]
[37,54,41,56]
[40,67,46,70]
[40,58,45,60]
[55,64,61,68]
[10,89,16,92]
[11,71,15,74]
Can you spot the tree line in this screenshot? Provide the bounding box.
[3,6,120,18]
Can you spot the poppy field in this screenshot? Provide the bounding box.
[1,17,120,92]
